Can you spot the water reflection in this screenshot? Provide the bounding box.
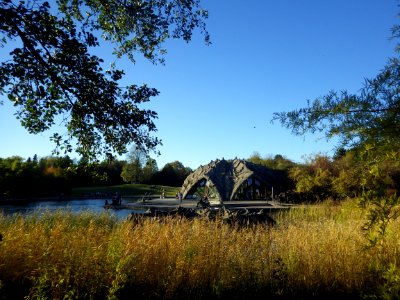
[0,199,141,220]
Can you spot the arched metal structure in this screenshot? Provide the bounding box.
[181,158,277,204]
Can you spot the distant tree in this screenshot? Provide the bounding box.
[0,0,209,160]
[121,161,141,184]
[39,156,64,177]
[330,149,364,198]
[0,155,74,197]
[153,164,176,186]
[142,158,158,183]
[121,146,148,183]
[97,159,125,186]
[248,152,295,170]
[247,152,296,193]
[248,152,264,165]
[152,160,191,187]
[289,154,335,200]
[0,156,25,197]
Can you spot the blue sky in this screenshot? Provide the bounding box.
[0,0,398,169]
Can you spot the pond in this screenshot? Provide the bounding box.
[0,198,143,220]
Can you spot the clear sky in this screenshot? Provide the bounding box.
[0,0,398,169]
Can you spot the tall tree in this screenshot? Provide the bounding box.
[153,160,191,186]
[120,145,148,183]
[273,16,400,241]
[142,157,158,183]
[273,22,400,192]
[0,0,209,160]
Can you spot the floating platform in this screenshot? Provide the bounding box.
[125,198,293,213]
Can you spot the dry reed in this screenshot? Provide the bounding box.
[0,201,399,299]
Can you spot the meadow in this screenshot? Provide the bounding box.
[0,200,399,299]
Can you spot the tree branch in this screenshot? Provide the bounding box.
[6,7,76,106]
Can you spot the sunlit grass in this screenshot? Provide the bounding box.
[1,201,400,299]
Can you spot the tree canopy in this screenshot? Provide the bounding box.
[0,0,209,160]
[120,145,148,183]
[273,22,400,177]
[273,16,400,240]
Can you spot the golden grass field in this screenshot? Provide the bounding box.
[1,200,400,299]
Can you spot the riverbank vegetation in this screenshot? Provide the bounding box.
[1,200,400,299]
[0,155,191,200]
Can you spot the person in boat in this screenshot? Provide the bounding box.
[111,192,121,205]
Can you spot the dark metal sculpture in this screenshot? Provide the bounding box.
[181,158,277,204]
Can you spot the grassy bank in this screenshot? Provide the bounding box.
[0,184,180,203]
[1,200,400,299]
[71,184,180,199]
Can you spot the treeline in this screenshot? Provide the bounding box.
[0,155,191,199]
[2,148,399,202]
[249,149,400,203]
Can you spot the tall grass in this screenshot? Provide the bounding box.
[1,201,400,299]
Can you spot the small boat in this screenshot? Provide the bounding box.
[104,204,123,210]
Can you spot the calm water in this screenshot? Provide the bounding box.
[0,199,143,220]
